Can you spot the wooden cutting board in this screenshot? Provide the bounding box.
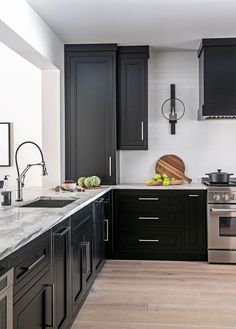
[155,154,192,184]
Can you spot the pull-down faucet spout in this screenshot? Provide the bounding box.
[15,141,48,202]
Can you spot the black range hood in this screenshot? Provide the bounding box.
[198,38,236,120]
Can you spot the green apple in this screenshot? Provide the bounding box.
[162,179,170,186]
[171,177,176,181]
[162,173,168,179]
[154,173,162,180]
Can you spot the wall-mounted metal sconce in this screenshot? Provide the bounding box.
[161,84,185,134]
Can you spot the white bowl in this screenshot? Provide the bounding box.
[62,183,77,190]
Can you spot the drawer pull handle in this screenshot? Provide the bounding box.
[24,254,46,271]
[104,219,109,241]
[138,239,159,243]
[139,217,159,220]
[189,194,199,197]
[141,121,144,141]
[109,156,112,177]
[80,241,90,274]
[54,226,71,236]
[138,197,159,201]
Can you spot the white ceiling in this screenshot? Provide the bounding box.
[26,0,236,50]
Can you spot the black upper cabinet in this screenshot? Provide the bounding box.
[65,44,118,184]
[198,38,236,118]
[117,46,149,150]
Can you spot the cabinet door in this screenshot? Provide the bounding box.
[83,222,93,284]
[65,44,117,184]
[71,229,84,317]
[71,219,93,317]
[104,192,113,258]
[184,191,207,256]
[93,199,105,271]
[117,46,149,150]
[53,221,71,329]
[14,270,53,329]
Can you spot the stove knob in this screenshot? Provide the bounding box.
[213,194,221,201]
[223,194,230,201]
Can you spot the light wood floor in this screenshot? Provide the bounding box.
[71,260,236,329]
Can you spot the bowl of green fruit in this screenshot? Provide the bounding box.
[145,173,182,186]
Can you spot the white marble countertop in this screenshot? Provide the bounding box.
[0,186,111,261]
[0,182,206,261]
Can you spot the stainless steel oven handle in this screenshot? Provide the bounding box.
[210,208,235,213]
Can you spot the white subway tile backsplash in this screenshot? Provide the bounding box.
[120,50,236,183]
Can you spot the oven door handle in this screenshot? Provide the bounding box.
[210,208,235,213]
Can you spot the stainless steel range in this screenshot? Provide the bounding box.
[207,183,236,263]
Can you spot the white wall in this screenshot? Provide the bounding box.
[0,41,43,187]
[120,50,236,183]
[0,0,64,186]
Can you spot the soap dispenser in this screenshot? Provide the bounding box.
[3,175,10,190]
[1,175,11,205]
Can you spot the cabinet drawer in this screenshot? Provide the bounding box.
[116,229,182,253]
[115,190,183,210]
[12,232,51,295]
[116,208,182,228]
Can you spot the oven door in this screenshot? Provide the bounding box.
[208,204,236,250]
[0,270,13,329]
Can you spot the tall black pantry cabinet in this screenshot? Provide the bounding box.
[65,44,118,184]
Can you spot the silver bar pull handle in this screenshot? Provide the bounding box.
[81,242,90,274]
[141,121,144,141]
[210,208,234,213]
[139,239,159,243]
[189,194,199,197]
[23,254,46,271]
[139,197,159,201]
[54,226,71,236]
[139,217,159,220]
[109,156,112,177]
[104,219,109,241]
[45,284,55,328]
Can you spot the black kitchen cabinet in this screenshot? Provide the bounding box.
[65,44,118,184]
[184,191,207,259]
[113,189,207,261]
[103,192,113,258]
[71,206,93,318]
[198,38,236,118]
[93,198,105,271]
[117,46,149,150]
[52,219,71,329]
[14,270,53,329]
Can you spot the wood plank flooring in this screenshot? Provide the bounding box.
[71,260,236,329]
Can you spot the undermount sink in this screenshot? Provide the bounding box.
[20,196,78,208]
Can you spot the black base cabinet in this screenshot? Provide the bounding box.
[14,270,53,329]
[11,198,108,329]
[10,189,207,329]
[53,219,71,329]
[184,191,207,257]
[71,205,94,319]
[113,189,207,261]
[93,199,105,271]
